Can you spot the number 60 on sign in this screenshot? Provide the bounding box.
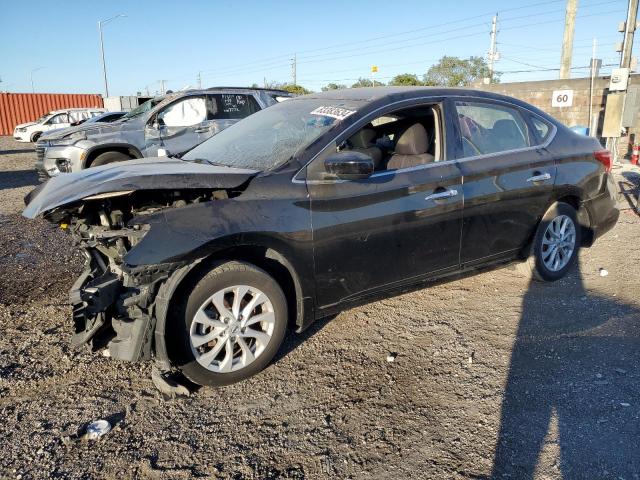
[551,89,574,107]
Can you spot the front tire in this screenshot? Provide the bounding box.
[90,151,132,167]
[518,202,581,282]
[30,131,42,142]
[168,261,288,387]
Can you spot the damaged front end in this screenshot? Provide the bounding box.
[63,190,215,361]
[22,158,257,362]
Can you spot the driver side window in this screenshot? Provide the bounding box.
[158,97,207,127]
[338,104,443,172]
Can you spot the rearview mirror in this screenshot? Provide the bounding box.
[324,151,374,180]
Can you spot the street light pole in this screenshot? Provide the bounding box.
[30,67,44,93]
[98,14,126,98]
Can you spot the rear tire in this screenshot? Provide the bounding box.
[167,261,288,387]
[90,151,131,167]
[517,202,581,282]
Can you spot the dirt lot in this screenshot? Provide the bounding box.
[0,136,639,480]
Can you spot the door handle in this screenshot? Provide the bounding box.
[526,173,551,183]
[425,189,458,201]
[193,127,210,133]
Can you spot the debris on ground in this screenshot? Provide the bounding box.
[83,420,111,441]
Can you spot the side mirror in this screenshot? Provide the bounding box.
[324,151,374,180]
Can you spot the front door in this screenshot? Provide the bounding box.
[307,98,464,310]
[154,96,208,156]
[451,99,557,265]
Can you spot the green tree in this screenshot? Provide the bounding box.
[389,73,424,86]
[321,83,347,91]
[423,56,498,87]
[280,84,312,95]
[351,77,385,88]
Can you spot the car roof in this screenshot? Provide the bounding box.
[294,86,552,120]
[50,107,105,114]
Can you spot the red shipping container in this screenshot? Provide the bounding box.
[0,93,104,136]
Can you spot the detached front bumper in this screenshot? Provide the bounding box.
[69,252,181,362]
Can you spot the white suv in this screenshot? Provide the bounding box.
[13,108,106,143]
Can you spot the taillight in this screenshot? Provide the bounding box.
[594,149,612,173]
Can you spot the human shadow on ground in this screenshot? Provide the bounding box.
[0,169,39,190]
[492,261,640,478]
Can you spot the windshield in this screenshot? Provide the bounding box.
[35,114,51,123]
[183,98,363,170]
[122,98,163,120]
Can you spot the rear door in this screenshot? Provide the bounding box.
[195,93,262,141]
[308,100,464,311]
[451,98,557,265]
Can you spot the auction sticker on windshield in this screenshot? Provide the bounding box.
[310,106,356,120]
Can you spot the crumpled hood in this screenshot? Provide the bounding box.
[23,157,258,219]
[40,121,121,141]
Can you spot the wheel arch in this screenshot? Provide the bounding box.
[153,242,310,370]
[84,143,143,168]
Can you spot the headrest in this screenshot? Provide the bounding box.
[349,128,376,148]
[493,119,520,138]
[395,123,428,155]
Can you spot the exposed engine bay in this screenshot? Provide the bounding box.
[58,189,231,361]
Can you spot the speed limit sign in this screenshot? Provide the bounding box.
[552,89,574,107]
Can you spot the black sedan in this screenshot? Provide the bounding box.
[23,87,619,387]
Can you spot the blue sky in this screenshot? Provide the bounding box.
[0,0,632,95]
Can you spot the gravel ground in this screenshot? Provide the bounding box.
[1,136,639,479]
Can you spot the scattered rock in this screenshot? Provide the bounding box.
[620,403,631,408]
[386,352,397,363]
[599,268,609,277]
[614,368,627,374]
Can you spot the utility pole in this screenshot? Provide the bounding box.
[620,0,639,68]
[97,14,126,98]
[197,71,202,89]
[589,38,599,136]
[291,53,297,86]
[487,14,499,83]
[30,67,44,93]
[560,0,578,79]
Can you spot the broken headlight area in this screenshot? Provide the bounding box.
[58,189,223,362]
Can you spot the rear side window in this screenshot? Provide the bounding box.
[207,94,260,120]
[455,101,529,157]
[530,115,551,143]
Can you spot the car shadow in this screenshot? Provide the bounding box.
[0,148,33,155]
[491,260,640,477]
[0,169,39,191]
[272,314,336,364]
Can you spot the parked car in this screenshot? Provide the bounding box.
[39,111,127,143]
[35,87,292,179]
[13,108,106,143]
[71,110,127,126]
[23,87,619,387]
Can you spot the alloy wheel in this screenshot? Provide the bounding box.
[189,285,275,373]
[541,214,576,272]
